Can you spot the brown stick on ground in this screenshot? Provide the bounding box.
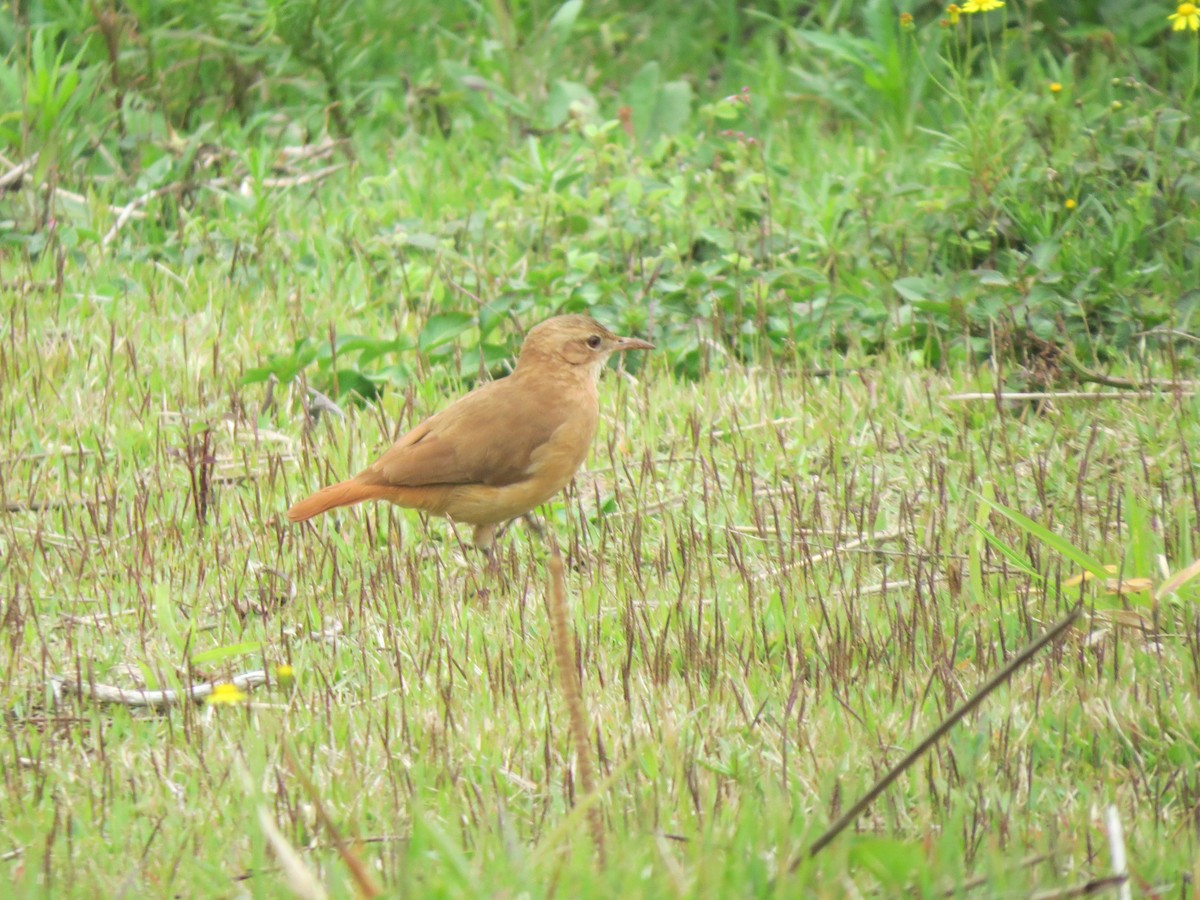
[546,542,606,867]
[797,603,1082,866]
[53,669,269,708]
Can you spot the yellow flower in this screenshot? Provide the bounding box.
[275,664,295,690]
[900,11,914,30]
[1049,82,1063,93]
[962,0,1004,11]
[207,682,247,705]
[1064,199,1077,210]
[1168,3,1200,30]
[946,3,961,23]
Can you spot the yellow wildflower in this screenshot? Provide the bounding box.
[946,4,961,23]
[1049,82,1063,93]
[275,664,295,690]
[1064,199,1077,210]
[207,682,247,705]
[1168,3,1199,30]
[962,0,1004,11]
[900,11,914,30]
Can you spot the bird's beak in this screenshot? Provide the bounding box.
[614,335,655,352]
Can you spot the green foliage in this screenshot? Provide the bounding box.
[2,1,1197,383]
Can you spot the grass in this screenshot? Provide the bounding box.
[3,324,1197,893]
[2,0,1200,895]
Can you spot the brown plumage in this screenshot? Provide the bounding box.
[286,315,653,546]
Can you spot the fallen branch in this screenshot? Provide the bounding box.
[52,669,269,708]
[1059,352,1194,391]
[4,496,109,513]
[0,153,38,189]
[946,390,1194,402]
[101,183,204,247]
[1028,874,1129,900]
[796,604,1081,865]
[259,162,345,189]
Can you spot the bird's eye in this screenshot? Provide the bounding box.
[586,335,602,349]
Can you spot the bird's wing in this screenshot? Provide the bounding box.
[361,377,576,489]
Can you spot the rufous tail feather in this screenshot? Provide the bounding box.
[287,479,387,522]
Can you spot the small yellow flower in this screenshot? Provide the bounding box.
[1049,82,1063,93]
[1168,3,1200,30]
[1064,199,1077,210]
[275,664,295,690]
[207,682,247,705]
[946,3,961,23]
[962,0,1004,11]
[900,11,914,30]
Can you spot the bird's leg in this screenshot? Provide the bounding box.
[471,523,503,579]
[494,514,545,543]
[471,523,497,551]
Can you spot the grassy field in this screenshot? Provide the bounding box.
[3,1,1200,895]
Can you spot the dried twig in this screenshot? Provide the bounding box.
[945,390,1194,403]
[101,183,195,247]
[806,530,902,567]
[258,162,345,189]
[796,604,1081,865]
[1059,351,1194,391]
[710,415,803,439]
[939,854,1050,896]
[100,155,343,249]
[0,153,38,189]
[4,497,107,513]
[1135,327,1200,345]
[52,669,269,708]
[1028,874,1129,900]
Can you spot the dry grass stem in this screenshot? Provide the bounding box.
[282,745,384,898]
[546,542,606,867]
[258,806,330,900]
[1104,805,1132,900]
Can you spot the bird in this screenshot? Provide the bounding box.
[286,314,654,547]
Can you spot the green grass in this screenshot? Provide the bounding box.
[2,0,1200,895]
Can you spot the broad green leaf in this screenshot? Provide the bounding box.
[547,0,583,42]
[544,79,594,129]
[975,493,1110,579]
[971,522,1046,582]
[419,312,475,352]
[626,61,692,145]
[892,277,934,303]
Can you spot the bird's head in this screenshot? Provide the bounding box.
[516,314,654,381]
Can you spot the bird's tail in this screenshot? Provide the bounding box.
[286,478,388,522]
